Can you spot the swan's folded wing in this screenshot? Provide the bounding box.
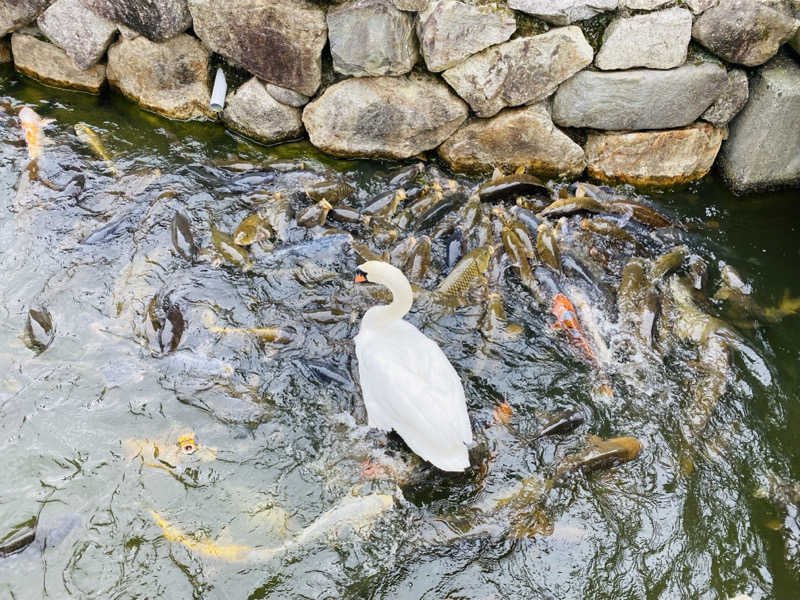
[355,320,473,455]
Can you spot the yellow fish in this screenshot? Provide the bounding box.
[19,107,55,160]
[74,122,119,176]
[205,325,294,344]
[149,510,250,562]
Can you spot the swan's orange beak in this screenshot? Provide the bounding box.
[354,272,367,284]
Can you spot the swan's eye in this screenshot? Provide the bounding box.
[354,270,368,284]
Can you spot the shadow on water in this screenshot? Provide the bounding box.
[1,63,800,599]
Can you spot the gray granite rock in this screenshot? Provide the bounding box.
[508,0,617,26]
[684,0,715,13]
[701,69,749,127]
[222,78,303,144]
[106,34,212,119]
[265,83,309,108]
[328,0,418,77]
[0,0,52,37]
[117,24,139,39]
[438,103,585,176]
[719,55,800,193]
[11,32,105,92]
[585,122,724,186]
[302,73,468,159]
[620,0,671,8]
[0,36,10,62]
[417,0,516,72]
[37,0,117,70]
[390,0,427,10]
[83,0,190,42]
[692,0,798,67]
[552,63,728,130]
[188,0,327,97]
[595,8,692,71]
[442,26,593,118]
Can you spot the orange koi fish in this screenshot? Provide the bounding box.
[19,107,56,160]
[550,293,595,361]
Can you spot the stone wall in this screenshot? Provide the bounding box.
[1,0,799,193]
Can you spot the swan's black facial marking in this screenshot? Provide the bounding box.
[354,269,368,284]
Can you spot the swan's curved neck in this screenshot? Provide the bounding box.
[363,264,413,330]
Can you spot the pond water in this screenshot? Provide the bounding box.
[1,64,799,600]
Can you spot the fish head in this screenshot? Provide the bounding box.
[177,433,197,454]
[19,107,39,126]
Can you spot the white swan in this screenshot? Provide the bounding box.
[354,261,473,471]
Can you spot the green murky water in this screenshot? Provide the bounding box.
[1,65,799,599]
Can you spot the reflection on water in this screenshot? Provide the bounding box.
[1,65,800,599]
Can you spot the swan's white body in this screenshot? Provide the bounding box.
[354,261,472,471]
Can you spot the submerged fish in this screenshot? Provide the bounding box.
[533,410,585,439]
[536,222,561,273]
[233,212,274,246]
[74,122,118,176]
[210,227,252,270]
[550,293,595,361]
[363,189,406,218]
[171,211,197,262]
[537,195,607,219]
[552,435,642,483]
[714,264,800,324]
[403,236,431,283]
[305,180,354,205]
[478,173,549,203]
[445,227,464,272]
[205,325,294,344]
[149,493,394,563]
[297,199,333,228]
[435,245,493,305]
[19,106,55,160]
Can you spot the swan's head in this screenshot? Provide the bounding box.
[353,260,401,286]
[354,261,414,326]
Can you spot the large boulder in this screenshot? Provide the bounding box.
[37,0,117,70]
[552,63,728,130]
[437,104,586,177]
[701,69,749,127]
[508,0,617,26]
[0,0,52,37]
[719,55,800,193]
[265,84,309,108]
[619,0,671,7]
[222,78,303,144]
[11,33,105,92]
[390,0,427,9]
[106,34,212,119]
[83,0,190,42]
[442,27,593,118]
[416,0,516,72]
[302,73,468,159]
[684,0,715,13]
[692,0,799,67]
[595,8,692,71]
[327,0,418,77]
[188,0,327,97]
[584,123,724,186]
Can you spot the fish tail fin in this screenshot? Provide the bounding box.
[778,290,800,315]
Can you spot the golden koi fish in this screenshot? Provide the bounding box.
[19,107,55,160]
